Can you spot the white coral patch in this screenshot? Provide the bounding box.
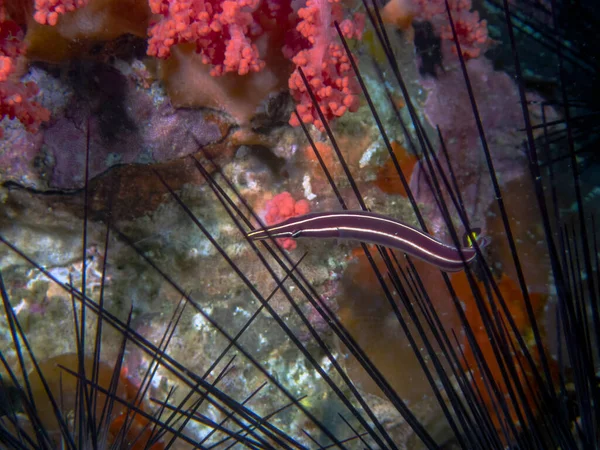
[302,174,317,200]
[359,143,379,168]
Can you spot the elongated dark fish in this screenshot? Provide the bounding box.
[247,210,486,272]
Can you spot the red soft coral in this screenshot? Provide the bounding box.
[287,0,364,131]
[147,0,274,76]
[0,19,24,82]
[440,7,488,59]
[410,0,489,59]
[264,191,310,250]
[0,19,50,137]
[0,80,51,137]
[147,0,364,129]
[33,0,90,26]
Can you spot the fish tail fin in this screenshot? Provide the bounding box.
[463,227,491,249]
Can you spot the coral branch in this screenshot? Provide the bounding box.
[400,0,489,59]
[33,0,90,26]
[0,19,50,137]
[147,0,276,76]
[287,0,364,131]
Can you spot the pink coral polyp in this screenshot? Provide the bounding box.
[263,192,310,251]
[441,10,488,59]
[148,0,268,76]
[409,0,489,60]
[34,0,90,26]
[148,0,364,129]
[0,80,51,138]
[0,19,50,137]
[287,0,365,131]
